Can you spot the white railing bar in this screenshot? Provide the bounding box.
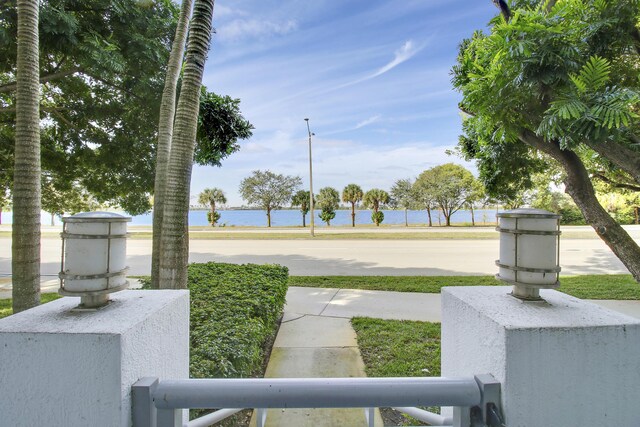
[186,408,244,427]
[152,377,481,410]
[392,406,452,425]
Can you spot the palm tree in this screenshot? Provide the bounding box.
[363,189,390,226]
[342,184,363,227]
[198,187,226,226]
[151,0,194,288]
[291,190,311,227]
[12,0,41,313]
[159,0,215,289]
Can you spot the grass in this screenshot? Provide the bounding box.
[289,274,640,300]
[352,317,441,425]
[0,293,61,319]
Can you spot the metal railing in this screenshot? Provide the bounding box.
[132,375,504,427]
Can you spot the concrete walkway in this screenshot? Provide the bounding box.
[255,286,640,426]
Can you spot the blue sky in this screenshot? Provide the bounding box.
[193,0,497,207]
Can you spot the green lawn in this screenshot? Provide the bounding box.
[0,293,61,319]
[289,274,640,300]
[352,317,441,425]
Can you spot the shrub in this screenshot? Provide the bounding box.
[206,211,221,226]
[138,262,288,378]
[371,211,384,226]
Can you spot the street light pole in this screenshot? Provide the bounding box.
[304,118,315,237]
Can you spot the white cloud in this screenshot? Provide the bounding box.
[218,19,298,42]
[355,115,381,129]
[371,40,421,78]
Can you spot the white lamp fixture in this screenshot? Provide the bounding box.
[58,212,131,309]
[496,208,561,300]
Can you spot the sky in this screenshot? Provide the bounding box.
[192,0,497,207]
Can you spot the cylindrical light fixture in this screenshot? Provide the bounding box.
[58,212,131,309]
[496,208,561,300]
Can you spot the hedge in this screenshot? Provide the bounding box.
[141,262,288,379]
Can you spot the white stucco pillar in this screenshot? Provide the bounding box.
[0,290,189,427]
[441,286,640,427]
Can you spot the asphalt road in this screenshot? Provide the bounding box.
[0,234,631,277]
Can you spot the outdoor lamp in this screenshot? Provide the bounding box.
[58,212,131,309]
[496,208,561,300]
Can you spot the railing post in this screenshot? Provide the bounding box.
[132,377,159,427]
[157,409,181,427]
[256,408,267,427]
[364,407,375,427]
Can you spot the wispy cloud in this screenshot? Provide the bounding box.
[217,19,298,42]
[355,115,381,129]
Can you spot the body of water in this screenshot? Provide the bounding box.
[0,208,500,227]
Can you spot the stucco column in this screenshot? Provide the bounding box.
[441,286,640,427]
[0,290,189,427]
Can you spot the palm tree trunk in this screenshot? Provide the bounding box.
[426,207,432,227]
[351,202,356,227]
[267,208,271,227]
[159,0,215,289]
[151,0,193,289]
[471,206,475,226]
[302,211,306,227]
[12,0,41,313]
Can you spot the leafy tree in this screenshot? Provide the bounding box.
[342,183,364,227]
[198,187,226,227]
[291,190,311,227]
[413,171,440,227]
[316,187,340,226]
[11,0,40,313]
[464,179,485,226]
[390,178,416,227]
[1,0,180,214]
[363,188,390,226]
[239,170,302,227]
[41,177,97,225]
[416,164,476,226]
[453,0,640,280]
[159,0,215,289]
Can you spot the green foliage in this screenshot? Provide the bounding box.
[239,170,302,222]
[390,178,417,210]
[453,0,640,205]
[187,262,288,378]
[342,183,364,205]
[363,188,390,213]
[206,211,221,226]
[289,274,640,300]
[194,90,253,167]
[371,210,384,226]
[316,187,340,226]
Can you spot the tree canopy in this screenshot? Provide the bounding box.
[0,0,252,216]
[198,187,226,226]
[390,178,416,226]
[453,0,640,279]
[342,183,363,227]
[239,170,301,227]
[363,188,390,226]
[316,186,340,226]
[291,189,311,227]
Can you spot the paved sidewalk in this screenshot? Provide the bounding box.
[254,286,640,426]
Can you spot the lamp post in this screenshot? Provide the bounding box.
[304,118,315,237]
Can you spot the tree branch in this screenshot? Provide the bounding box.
[0,67,83,93]
[592,172,640,192]
[581,138,640,185]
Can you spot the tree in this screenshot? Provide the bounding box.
[291,190,311,227]
[390,178,416,227]
[316,187,340,226]
[12,0,40,313]
[158,0,215,289]
[417,164,475,226]
[198,188,226,227]
[239,170,302,227]
[363,188,390,226]
[453,0,640,280]
[1,0,181,214]
[342,184,363,227]
[41,177,97,225]
[150,0,193,289]
[413,173,438,227]
[464,179,485,226]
